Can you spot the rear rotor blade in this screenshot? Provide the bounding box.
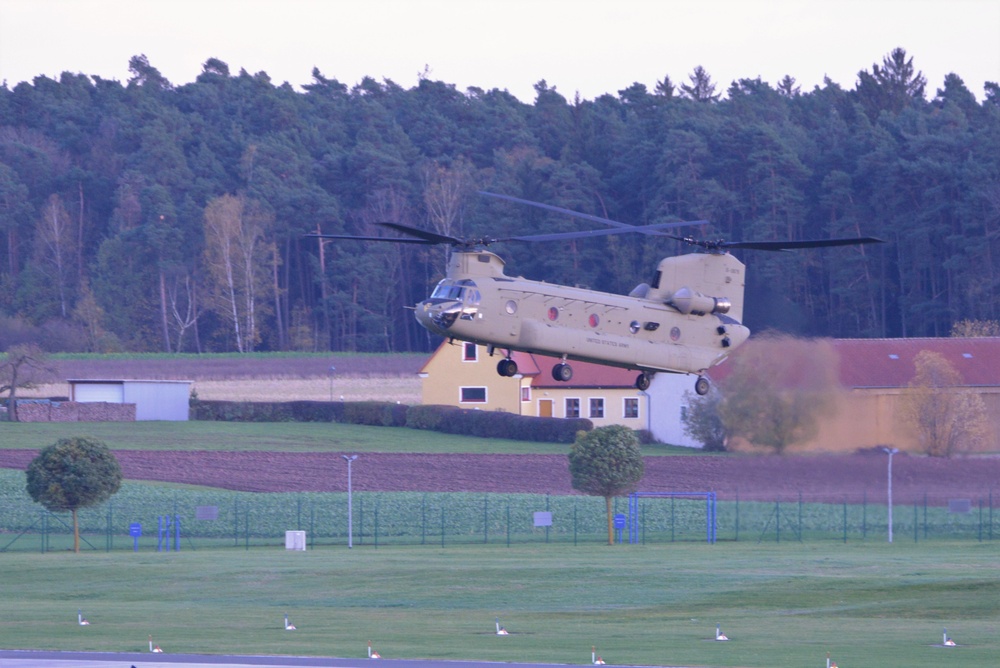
[718,237,885,251]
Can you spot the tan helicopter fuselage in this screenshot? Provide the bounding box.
[415,249,750,379]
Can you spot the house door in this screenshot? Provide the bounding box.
[538,399,553,418]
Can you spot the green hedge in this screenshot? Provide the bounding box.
[191,400,590,442]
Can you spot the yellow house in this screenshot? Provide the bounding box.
[419,341,650,429]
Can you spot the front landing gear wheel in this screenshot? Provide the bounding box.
[635,372,651,391]
[497,358,518,377]
[695,376,710,396]
[552,362,574,382]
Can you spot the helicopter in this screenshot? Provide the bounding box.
[309,192,882,395]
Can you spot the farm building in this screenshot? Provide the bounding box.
[69,379,194,421]
[420,337,1000,451]
[708,337,1000,452]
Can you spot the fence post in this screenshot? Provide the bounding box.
[923,492,928,539]
[506,499,511,548]
[483,495,488,544]
[798,492,803,543]
[978,498,983,543]
[776,501,781,543]
[735,491,740,542]
[843,500,847,544]
[440,504,445,548]
[862,490,867,539]
[421,494,427,545]
[573,500,578,546]
[913,501,918,543]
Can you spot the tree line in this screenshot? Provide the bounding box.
[1,48,998,354]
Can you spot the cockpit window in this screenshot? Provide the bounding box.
[431,279,479,302]
[431,281,465,300]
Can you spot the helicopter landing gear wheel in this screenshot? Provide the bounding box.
[497,358,518,377]
[635,372,652,391]
[552,362,574,382]
[695,376,710,396]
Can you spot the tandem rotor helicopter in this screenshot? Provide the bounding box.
[310,192,882,395]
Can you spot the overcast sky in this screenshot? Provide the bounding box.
[2,0,999,102]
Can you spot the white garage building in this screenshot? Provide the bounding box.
[69,379,193,421]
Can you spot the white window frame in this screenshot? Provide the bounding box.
[460,386,487,404]
[521,386,531,402]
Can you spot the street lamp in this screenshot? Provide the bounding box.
[883,447,899,543]
[342,454,357,548]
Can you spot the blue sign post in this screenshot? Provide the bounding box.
[129,523,142,552]
[613,513,626,544]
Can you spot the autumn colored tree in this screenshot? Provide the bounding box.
[202,194,274,352]
[900,350,989,457]
[717,335,840,453]
[0,343,54,421]
[568,425,644,545]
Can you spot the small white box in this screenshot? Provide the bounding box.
[285,530,307,550]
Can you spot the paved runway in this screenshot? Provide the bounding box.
[0,650,661,668]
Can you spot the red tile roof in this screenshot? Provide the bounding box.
[832,337,1000,388]
[710,337,1000,389]
[527,353,638,389]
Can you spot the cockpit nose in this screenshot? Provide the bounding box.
[415,299,461,333]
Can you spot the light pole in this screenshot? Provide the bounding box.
[329,365,336,402]
[342,454,357,548]
[883,447,899,543]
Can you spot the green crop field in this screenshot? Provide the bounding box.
[1,542,998,667]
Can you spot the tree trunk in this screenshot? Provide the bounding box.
[605,496,614,545]
[73,508,79,553]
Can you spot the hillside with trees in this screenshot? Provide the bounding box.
[1,48,998,354]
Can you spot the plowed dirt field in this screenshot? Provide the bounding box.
[2,450,997,504]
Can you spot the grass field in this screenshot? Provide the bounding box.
[0,420,576,454]
[2,542,998,667]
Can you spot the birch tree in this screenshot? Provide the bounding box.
[33,194,77,318]
[202,194,274,352]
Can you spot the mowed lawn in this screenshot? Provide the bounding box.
[1,542,998,668]
[0,421,573,454]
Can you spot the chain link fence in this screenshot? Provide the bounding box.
[1,470,995,552]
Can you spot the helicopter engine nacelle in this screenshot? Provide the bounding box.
[667,287,731,316]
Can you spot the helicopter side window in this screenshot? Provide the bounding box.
[651,270,662,290]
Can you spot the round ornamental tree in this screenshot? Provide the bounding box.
[26,437,123,553]
[568,425,644,545]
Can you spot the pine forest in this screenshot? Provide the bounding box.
[1,49,998,354]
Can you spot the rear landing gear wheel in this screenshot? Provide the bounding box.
[497,358,518,377]
[695,376,710,396]
[635,372,651,391]
[552,362,573,382]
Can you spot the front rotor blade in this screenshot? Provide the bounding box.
[507,221,707,243]
[480,191,706,233]
[377,223,465,245]
[305,232,438,245]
